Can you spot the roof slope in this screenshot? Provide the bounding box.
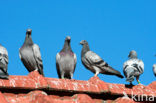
[0,71,155,103]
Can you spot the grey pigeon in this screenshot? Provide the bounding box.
[56,36,77,79]
[80,40,124,78]
[123,50,144,84]
[0,44,9,79]
[19,29,44,76]
[153,64,156,77]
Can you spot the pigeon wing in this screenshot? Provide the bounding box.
[137,60,144,74]
[123,60,129,77]
[84,51,112,69]
[73,53,77,71]
[32,44,44,76]
[85,51,123,78]
[84,51,106,66]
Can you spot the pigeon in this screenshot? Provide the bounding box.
[0,44,9,79]
[19,29,44,76]
[153,55,156,77]
[56,36,77,79]
[123,50,144,84]
[153,64,156,77]
[80,40,124,78]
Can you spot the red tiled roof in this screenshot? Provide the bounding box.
[0,71,155,103]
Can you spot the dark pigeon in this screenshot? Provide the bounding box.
[56,36,77,79]
[0,44,9,79]
[19,29,44,76]
[123,50,144,84]
[80,40,123,78]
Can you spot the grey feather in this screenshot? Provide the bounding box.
[80,40,124,78]
[123,50,144,83]
[56,36,77,79]
[124,66,135,82]
[0,44,9,79]
[19,29,44,76]
[32,44,44,75]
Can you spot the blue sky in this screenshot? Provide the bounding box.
[0,0,156,85]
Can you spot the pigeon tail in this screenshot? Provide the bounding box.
[38,69,44,76]
[125,67,135,82]
[126,75,134,82]
[116,73,124,78]
[103,66,124,78]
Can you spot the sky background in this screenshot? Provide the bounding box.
[0,0,156,85]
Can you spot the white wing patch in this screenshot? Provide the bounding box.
[85,51,102,63]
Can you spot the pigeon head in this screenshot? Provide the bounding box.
[24,29,33,45]
[128,50,137,59]
[80,40,88,45]
[80,40,90,56]
[61,36,72,52]
[65,36,71,43]
[26,29,32,35]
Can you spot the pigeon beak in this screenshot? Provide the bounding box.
[80,41,83,45]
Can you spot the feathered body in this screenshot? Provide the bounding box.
[0,45,9,79]
[123,50,144,84]
[19,29,44,76]
[80,40,123,78]
[56,36,77,79]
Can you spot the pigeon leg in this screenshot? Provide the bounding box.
[136,76,141,84]
[94,72,99,77]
